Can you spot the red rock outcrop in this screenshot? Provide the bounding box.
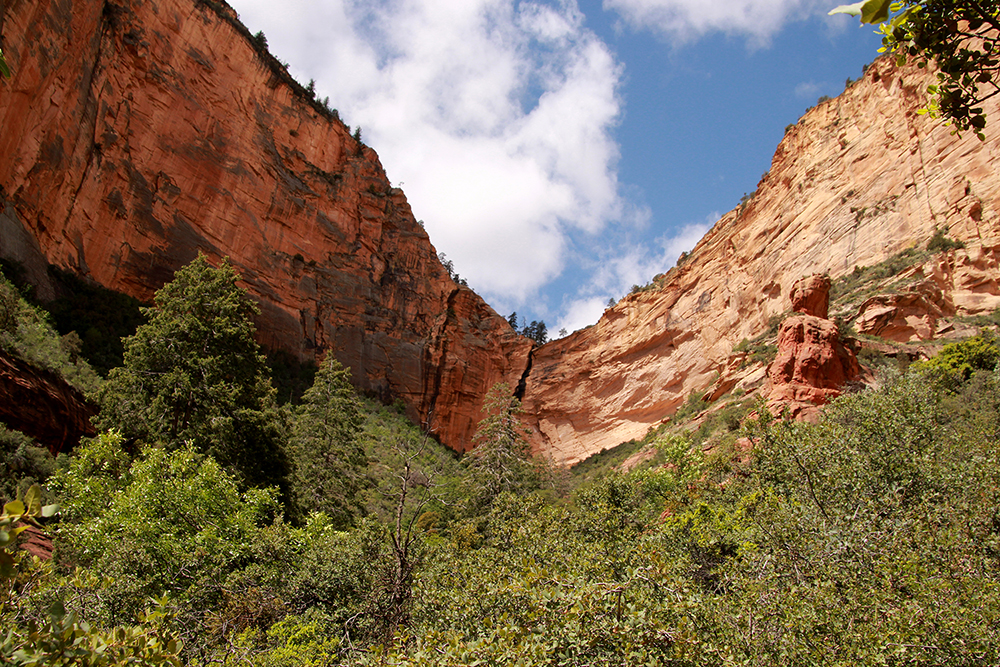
[790,274,831,319]
[0,0,531,450]
[766,275,861,420]
[523,56,1000,465]
[854,278,955,341]
[0,350,97,454]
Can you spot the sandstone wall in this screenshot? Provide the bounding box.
[4,0,1000,465]
[522,57,1000,464]
[0,0,531,450]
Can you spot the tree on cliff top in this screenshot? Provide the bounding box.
[833,0,1000,139]
[97,254,291,498]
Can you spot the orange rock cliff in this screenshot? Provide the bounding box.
[0,0,530,451]
[521,56,1000,464]
[3,0,1000,462]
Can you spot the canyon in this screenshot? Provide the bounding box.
[0,0,529,451]
[2,0,1000,463]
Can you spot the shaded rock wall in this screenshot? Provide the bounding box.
[523,57,1000,464]
[0,0,531,450]
[0,350,97,454]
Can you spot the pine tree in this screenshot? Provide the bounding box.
[289,355,368,528]
[97,254,291,497]
[464,382,539,509]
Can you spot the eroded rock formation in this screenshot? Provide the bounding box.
[766,275,861,421]
[4,0,1000,464]
[0,350,97,454]
[523,56,1000,465]
[0,0,530,450]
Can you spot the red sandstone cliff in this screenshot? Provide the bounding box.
[522,57,1000,464]
[0,0,531,450]
[4,0,1000,466]
[0,349,97,454]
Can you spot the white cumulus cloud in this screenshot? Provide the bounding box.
[602,0,830,43]
[553,216,714,335]
[229,0,627,305]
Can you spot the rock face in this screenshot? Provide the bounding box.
[0,0,530,450]
[0,350,97,454]
[766,275,861,421]
[855,279,955,342]
[4,0,1000,465]
[522,56,1000,465]
[790,274,831,319]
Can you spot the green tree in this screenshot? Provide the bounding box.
[290,355,368,528]
[49,432,286,654]
[832,0,1000,138]
[0,485,185,666]
[520,319,548,344]
[97,254,291,496]
[464,383,540,508]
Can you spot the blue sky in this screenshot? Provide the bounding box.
[226,0,883,335]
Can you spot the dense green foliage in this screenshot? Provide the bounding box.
[4,253,999,664]
[920,330,1000,381]
[1,486,185,666]
[0,275,102,397]
[0,426,56,504]
[96,255,292,497]
[289,356,368,528]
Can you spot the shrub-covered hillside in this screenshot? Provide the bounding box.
[1,256,999,665]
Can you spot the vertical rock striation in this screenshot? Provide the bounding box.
[0,0,530,450]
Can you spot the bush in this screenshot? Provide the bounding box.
[926,226,965,253]
[920,331,1000,383]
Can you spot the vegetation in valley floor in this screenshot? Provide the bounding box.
[1,254,1000,665]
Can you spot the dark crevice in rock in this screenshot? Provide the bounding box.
[514,346,533,401]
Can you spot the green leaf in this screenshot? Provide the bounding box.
[0,50,9,80]
[3,500,25,516]
[860,0,892,24]
[0,525,25,548]
[41,503,59,518]
[829,0,891,24]
[24,485,41,516]
[828,1,866,17]
[48,600,67,621]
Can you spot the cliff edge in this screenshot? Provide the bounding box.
[0,0,531,450]
[522,57,1000,464]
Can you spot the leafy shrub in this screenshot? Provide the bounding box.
[926,226,966,253]
[920,331,1000,382]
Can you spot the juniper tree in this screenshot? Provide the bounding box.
[97,254,291,498]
